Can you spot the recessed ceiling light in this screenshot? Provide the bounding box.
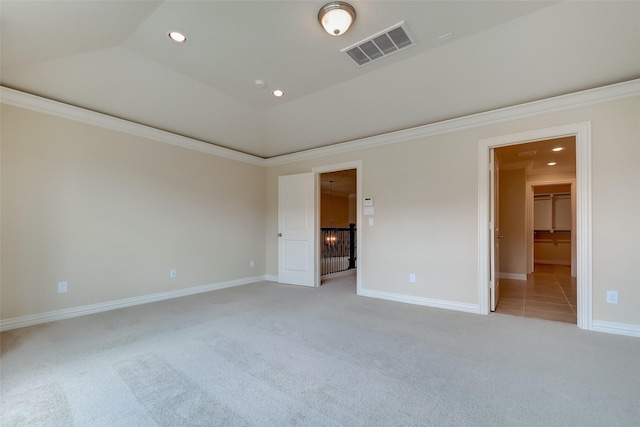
[168,31,188,44]
[272,89,284,97]
[552,147,564,152]
[547,162,557,166]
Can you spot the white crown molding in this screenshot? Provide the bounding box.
[0,87,265,167]
[3,79,639,168]
[358,288,481,314]
[264,78,640,166]
[0,275,267,332]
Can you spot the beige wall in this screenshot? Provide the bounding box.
[1,105,265,319]
[499,168,527,276]
[2,94,639,329]
[266,96,640,326]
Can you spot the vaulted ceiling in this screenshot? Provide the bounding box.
[2,1,639,158]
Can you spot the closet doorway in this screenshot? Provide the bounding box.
[493,137,578,324]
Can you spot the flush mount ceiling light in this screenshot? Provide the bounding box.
[318,2,356,36]
[552,147,564,152]
[547,162,557,166]
[168,31,187,44]
[272,89,284,97]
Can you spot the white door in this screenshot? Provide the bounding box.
[278,173,315,286]
[490,149,501,311]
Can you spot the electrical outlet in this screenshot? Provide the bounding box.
[409,273,416,283]
[606,290,618,304]
[58,281,68,293]
[250,260,255,268]
[170,269,177,278]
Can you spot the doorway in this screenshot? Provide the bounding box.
[478,122,592,330]
[493,139,577,323]
[313,161,362,292]
[319,169,357,287]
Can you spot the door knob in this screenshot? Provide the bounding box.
[277,233,282,237]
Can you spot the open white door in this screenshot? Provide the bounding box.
[278,173,315,287]
[490,149,501,311]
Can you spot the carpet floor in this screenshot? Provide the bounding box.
[1,275,639,426]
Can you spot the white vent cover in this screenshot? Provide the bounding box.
[342,21,416,66]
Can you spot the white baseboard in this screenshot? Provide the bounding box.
[0,275,267,332]
[591,320,640,338]
[499,272,527,281]
[534,259,571,266]
[265,274,278,282]
[358,288,480,314]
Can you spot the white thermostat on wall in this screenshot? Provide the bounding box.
[363,197,374,207]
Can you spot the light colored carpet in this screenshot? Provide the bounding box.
[1,275,639,426]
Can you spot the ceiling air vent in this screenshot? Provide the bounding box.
[342,21,416,66]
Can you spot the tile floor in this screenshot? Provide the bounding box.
[495,264,577,324]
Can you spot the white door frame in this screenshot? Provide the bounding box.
[478,122,592,330]
[312,161,362,292]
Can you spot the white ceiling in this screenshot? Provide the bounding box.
[2,1,639,158]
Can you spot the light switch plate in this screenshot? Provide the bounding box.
[58,281,68,293]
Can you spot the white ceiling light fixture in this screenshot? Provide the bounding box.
[272,89,284,97]
[552,147,564,152]
[168,31,187,44]
[547,162,557,166]
[318,2,356,36]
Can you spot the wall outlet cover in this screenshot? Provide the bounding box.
[58,281,68,293]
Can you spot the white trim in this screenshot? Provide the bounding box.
[0,87,264,166]
[312,161,362,293]
[359,289,480,314]
[592,320,640,338]
[265,274,278,282]
[478,122,592,331]
[499,272,527,281]
[3,80,639,167]
[264,79,640,166]
[0,276,267,332]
